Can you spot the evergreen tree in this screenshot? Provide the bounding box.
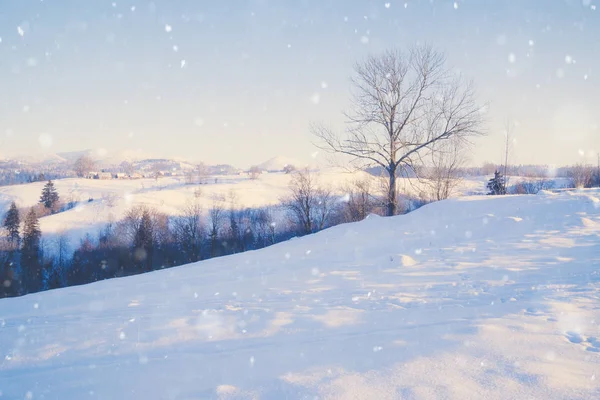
[40,180,60,211]
[21,208,42,293]
[487,170,507,195]
[133,209,154,272]
[2,201,20,247]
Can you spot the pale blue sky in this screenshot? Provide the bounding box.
[0,0,598,167]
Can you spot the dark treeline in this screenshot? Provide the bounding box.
[2,170,425,298]
[0,160,73,186]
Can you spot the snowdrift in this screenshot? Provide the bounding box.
[0,190,599,399]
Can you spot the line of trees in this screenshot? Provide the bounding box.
[1,167,432,298]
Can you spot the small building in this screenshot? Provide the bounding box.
[115,172,127,179]
[87,172,99,179]
[98,172,112,180]
[128,173,142,179]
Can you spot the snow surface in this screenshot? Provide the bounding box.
[1,189,599,399]
[256,156,309,172]
[0,170,370,253]
[0,172,569,256]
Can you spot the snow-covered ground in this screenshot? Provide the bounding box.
[0,171,571,256]
[0,170,483,251]
[0,189,599,399]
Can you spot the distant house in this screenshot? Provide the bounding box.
[128,173,142,179]
[115,172,127,179]
[98,172,112,180]
[87,172,99,179]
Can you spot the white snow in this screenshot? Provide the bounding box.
[0,189,599,398]
[0,172,570,255]
[256,156,305,172]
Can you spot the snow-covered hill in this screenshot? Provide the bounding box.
[0,190,599,399]
[0,169,375,253]
[257,156,313,172]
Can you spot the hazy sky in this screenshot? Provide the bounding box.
[0,0,598,167]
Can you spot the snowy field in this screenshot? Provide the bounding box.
[0,189,599,399]
[0,169,494,254]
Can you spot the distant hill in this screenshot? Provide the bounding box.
[256,156,316,172]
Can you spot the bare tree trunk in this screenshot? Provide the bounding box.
[387,166,397,216]
[503,119,512,185]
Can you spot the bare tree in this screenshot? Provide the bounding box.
[120,161,135,175]
[117,205,167,247]
[184,163,209,185]
[283,164,296,174]
[73,155,96,178]
[502,119,515,188]
[102,192,119,208]
[282,168,334,235]
[195,162,209,184]
[174,202,204,262]
[422,140,465,201]
[255,206,277,246]
[340,178,377,222]
[208,194,225,257]
[313,46,484,216]
[248,166,262,180]
[569,164,594,189]
[52,232,70,287]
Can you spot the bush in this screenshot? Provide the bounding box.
[508,179,555,195]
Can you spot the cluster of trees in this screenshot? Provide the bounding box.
[0,181,63,296]
[1,165,428,298]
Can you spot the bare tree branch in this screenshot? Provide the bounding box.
[313,46,485,215]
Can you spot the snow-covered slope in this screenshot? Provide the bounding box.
[0,172,565,256]
[0,169,373,253]
[0,190,599,399]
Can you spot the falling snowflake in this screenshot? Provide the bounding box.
[173,45,179,52]
[321,81,328,89]
[165,24,172,33]
[508,53,516,63]
[565,55,573,64]
[310,93,320,104]
[385,3,391,8]
[180,59,186,68]
[360,36,369,44]
[17,26,24,36]
[528,39,535,46]
[454,2,458,9]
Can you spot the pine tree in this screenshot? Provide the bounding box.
[3,201,20,247]
[22,208,42,293]
[133,209,154,272]
[487,170,507,195]
[40,180,60,211]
